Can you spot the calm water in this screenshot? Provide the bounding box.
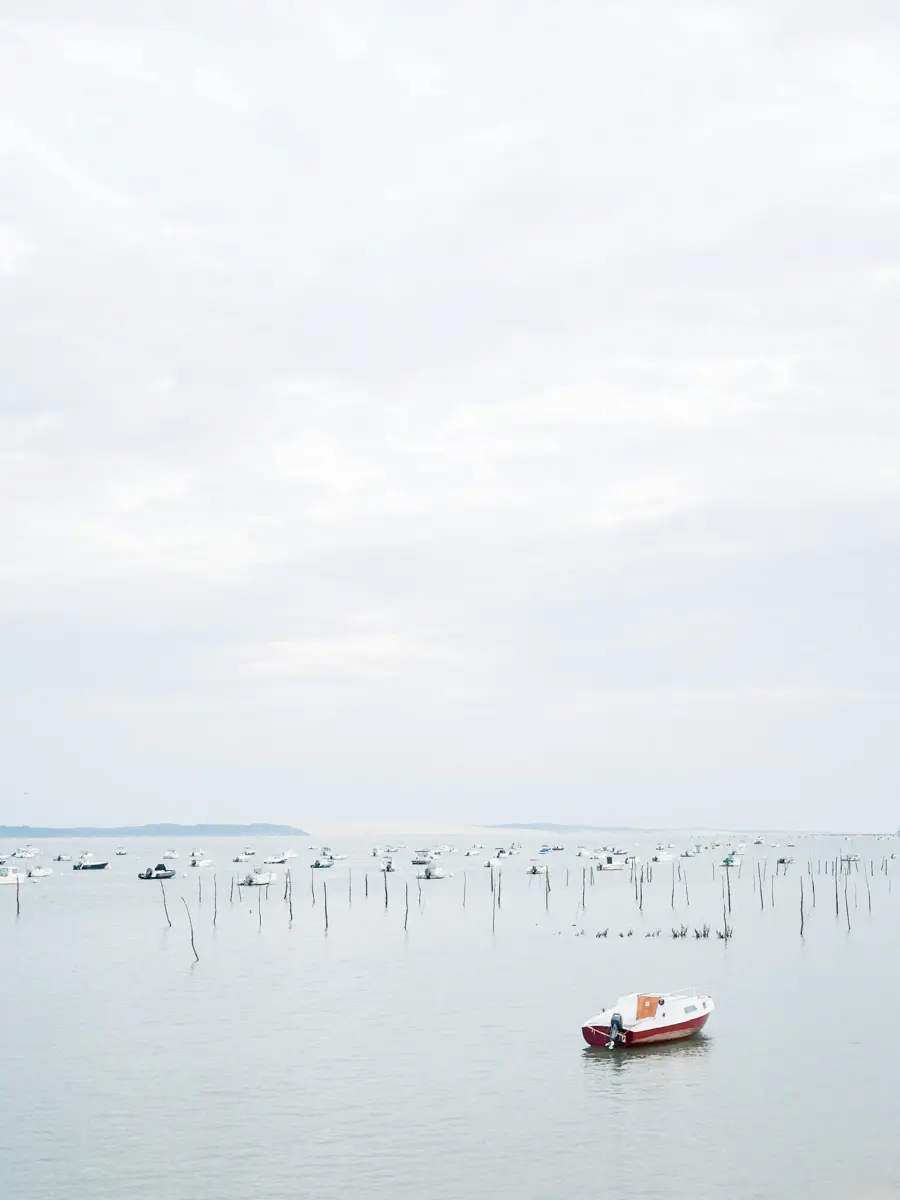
[2,830,899,1200]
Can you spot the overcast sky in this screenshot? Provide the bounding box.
[2,1,898,831]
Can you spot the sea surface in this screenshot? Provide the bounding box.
[2,830,899,1200]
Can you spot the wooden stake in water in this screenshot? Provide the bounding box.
[800,877,805,938]
[181,897,199,962]
[844,873,851,932]
[311,869,316,906]
[726,864,732,914]
[864,862,872,912]
[365,872,368,897]
[160,880,172,927]
[497,870,502,909]
[684,872,690,906]
[288,873,293,925]
[405,882,409,931]
[671,862,675,910]
[258,887,262,930]
[493,878,497,933]
[757,863,764,910]
[349,869,352,906]
[16,873,20,917]
[835,858,840,917]
[323,881,329,933]
[384,868,388,909]
[582,867,586,909]
[230,876,234,904]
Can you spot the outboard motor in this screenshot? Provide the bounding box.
[607,1012,625,1049]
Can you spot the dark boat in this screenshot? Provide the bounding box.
[73,855,109,870]
[138,864,176,880]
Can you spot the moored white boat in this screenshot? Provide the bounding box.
[27,865,52,878]
[138,863,176,880]
[239,869,277,886]
[115,847,128,856]
[582,989,714,1048]
[53,853,72,862]
[596,854,627,871]
[311,857,334,869]
[419,864,446,879]
[189,857,212,868]
[0,863,28,884]
[11,846,37,859]
[163,850,178,859]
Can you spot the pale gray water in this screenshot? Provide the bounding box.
[2,831,899,1200]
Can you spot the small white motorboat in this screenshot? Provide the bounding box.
[583,989,715,1048]
[53,853,72,862]
[115,847,128,856]
[239,869,277,887]
[526,863,548,875]
[264,853,288,865]
[233,852,251,862]
[380,858,399,873]
[189,857,212,868]
[138,863,176,880]
[311,857,334,869]
[419,864,446,879]
[11,846,37,859]
[162,849,178,859]
[0,863,28,885]
[27,865,52,878]
[596,854,627,871]
[411,850,433,866]
[243,847,256,856]
[652,852,673,863]
[189,848,205,857]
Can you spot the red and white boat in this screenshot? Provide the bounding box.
[582,988,714,1048]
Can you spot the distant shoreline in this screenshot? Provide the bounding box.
[0,822,309,838]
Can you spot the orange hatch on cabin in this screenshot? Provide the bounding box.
[636,995,660,1019]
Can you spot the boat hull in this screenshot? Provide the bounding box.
[582,1011,710,1048]
[73,862,109,870]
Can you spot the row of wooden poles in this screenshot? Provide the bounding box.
[15,850,886,961]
